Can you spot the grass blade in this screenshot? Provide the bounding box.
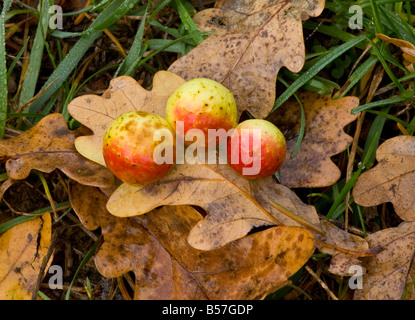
[28,0,142,115]
[149,0,174,20]
[115,2,149,77]
[0,201,70,234]
[19,0,53,106]
[303,21,357,44]
[0,0,13,139]
[173,0,204,46]
[148,38,186,54]
[133,30,213,70]
[379,6,415,45]
[362,108,389,169]
[281,70,332,95]
[0,215,40,234]
[87,0,142,33]
[65,235,101,300]
[28,31,103,115]
[370,0,383,34]
[149,20,181,38]
[276,77,306,158]
[368,35,410,97]
[336,55,378,99]
[355,205,367,238]
[367,110,412,131]
[325,132,379,221]
[7,37,30,81]
[351,95,405,114]
[61,0,113,16]
[272,35,367,112]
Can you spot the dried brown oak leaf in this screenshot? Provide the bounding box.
[168,0,325,118]
[216,163,372,276]
[316,220,369,276]
[67,71,186,166]
[107,162,319,250]
[268,92,359,188]
[107,157,374,267]
[217,158,372,276]
[0,212,51,299]
[376,33,415,63]
[69,181,315,300]
[353,136,415,221]
[353,222,415,300]
[0,113,113,188]
[210,161,321,228]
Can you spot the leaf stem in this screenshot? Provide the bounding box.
[269,200,325,235]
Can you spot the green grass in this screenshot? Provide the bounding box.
[19,0,53,107]
[65,235,101,300]
[0,0,13,139]
[272,34,367,112]
[0,201,70,234]
[300,0,414,212]
[20,0,207,120]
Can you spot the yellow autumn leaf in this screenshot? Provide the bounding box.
[0,213,51,300]
[376,33,415,63]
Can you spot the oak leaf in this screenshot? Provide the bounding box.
[353,136,415,221]
[239,167,372,276]
[69,181,315,300]
[0,213,51,299]
[353,222,415,300]
[67,71,186,166]
[106,157,373,275]
[376,33,415,63]
[268,92,359,188]
[317,220,369,276]
[68,72,358,190]
[0,113,114,188]
[106,162,318,250]
[67,74,366,271]
[168,0,326,118]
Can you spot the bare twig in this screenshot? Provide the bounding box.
[31,226,63,300]
[270,200,325,235]
[305,265,338,300]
